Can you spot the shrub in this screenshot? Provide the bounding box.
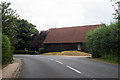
[2,34,13,64]
[101,54,119,63]
[86,22,119,59]
[0,33,2,64]
[39,48,44,54]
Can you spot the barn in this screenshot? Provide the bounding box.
[43,24,102,52]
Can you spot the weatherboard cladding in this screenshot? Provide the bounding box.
[43,24,102,44]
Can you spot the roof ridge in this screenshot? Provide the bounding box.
[50,24,103,30]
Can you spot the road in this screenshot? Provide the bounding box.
[14,55,118,78]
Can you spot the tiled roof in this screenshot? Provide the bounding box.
[44,24,102,43]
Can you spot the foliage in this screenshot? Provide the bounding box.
[15,19,38,50]
[101,54,119,64]
[1,2,39,65]
[30,31,48,51]
[2,34,13,64]
[0,39,1,65]
[1,2,38,51]
[39,48,45,54]
[0,2,19,46]
[111,0,120,20]
[86,22,119,61]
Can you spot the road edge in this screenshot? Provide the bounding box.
[12,58,22,78]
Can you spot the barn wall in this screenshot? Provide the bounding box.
[44,43,83,52]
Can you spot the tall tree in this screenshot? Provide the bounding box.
[1,2,39,51]
[111,0,120,20]
[0,2,19,46]
[15,19,38,50]
[30,31,48,51]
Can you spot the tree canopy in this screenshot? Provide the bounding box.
[1,2,38,51]
[15,19,38,50]
[1,2,19,46]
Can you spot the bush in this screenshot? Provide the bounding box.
[101,54,119,63]
[39,48,44,54]
[0,33,2,65]
[86,22,119,59]
[2,34,13,64]
[14,50,36,54]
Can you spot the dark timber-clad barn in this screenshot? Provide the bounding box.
[43,24,102,52]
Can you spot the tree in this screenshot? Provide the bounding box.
[111,0,120,20]
[0,2,19,46]
[15,19,38,50]
[1,2,39,51]
[86,23,119,58]
[30,31,48,51]
[111,0,120,59]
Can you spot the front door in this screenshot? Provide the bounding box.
[77,43,81,50]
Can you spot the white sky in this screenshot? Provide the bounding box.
[1,0,115,30]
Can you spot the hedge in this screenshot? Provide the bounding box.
[2,34,13,64]
[0,33,2,65]
[86,22,119,59]
[39,48,44,54]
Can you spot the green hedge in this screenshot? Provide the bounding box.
[14,50,37,54]
[86,22,119,60]
[39,48,44,54]
[0,33,2,65]
[2,34,13,64]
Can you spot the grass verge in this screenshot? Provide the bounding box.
[41,51,91,56]
[88,55,119,64]
[96,58,119,64]
[42,51,119,64]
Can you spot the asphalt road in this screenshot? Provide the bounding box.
[14,55,118,78]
